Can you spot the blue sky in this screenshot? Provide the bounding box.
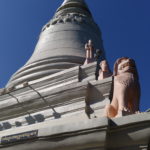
[0,0,149,111]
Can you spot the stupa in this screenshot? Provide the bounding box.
[0,0,149,150]
[6,0,105,88]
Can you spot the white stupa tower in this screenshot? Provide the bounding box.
[0,1,149,150]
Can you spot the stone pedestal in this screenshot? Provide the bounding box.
[0,63,149,150]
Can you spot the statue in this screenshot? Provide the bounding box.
[95,49,103,80]
[84,40,95,65]
[105,57,140,118]
[95,49,103,61]
[98,60,112,80]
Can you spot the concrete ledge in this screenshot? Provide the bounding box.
[0,65,112,121]
[0,113,149,150]
[108,113,150,149]
[0,117,109,150]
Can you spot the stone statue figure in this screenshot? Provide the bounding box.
[95,49,103,80]
[98,60,112,80]
[84,40,95,65]
[105,57,140,118]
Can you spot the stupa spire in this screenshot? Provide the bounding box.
[61,0,86,5]
[55,0,91,18]
[6,0,105,88]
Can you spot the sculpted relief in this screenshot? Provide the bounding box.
[81,40,141,118]
[105,57,140,118]
[84,40,95,65]
[98,60,112,80]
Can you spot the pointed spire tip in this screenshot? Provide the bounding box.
[62,0,86,6]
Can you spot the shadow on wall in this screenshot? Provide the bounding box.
[0,114,46,131]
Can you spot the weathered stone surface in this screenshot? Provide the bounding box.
[0,63,112,122]
[6,0,105,88]
[0,113,149,150]
[0,1,149,150]
[80,62,97,81]
[0,117,108,150]
[108,113,150,149]
[1,61,149,150]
